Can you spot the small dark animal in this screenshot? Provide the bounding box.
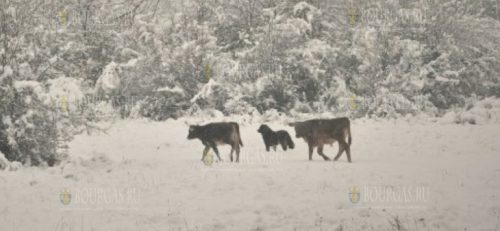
[257,125,295,152]
[187,122,243,162]
[290,117,352,162]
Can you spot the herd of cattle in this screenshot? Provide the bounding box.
[187,117,353,163]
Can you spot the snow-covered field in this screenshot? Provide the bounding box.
[1,118,500,230]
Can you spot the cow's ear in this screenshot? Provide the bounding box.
[288,122,296,127]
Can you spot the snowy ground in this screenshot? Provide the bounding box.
[1,118,500,230]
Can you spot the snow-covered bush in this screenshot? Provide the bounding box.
[2,0,500,132]
[441,97,500,125]
[138,95,186,121]
[190,79,230,113]
[0,75,94,167]
[0,152,9,170]
[255,74,297,113]
[0,151,22,171]
[2,82,61,166]
[224,98,259,116]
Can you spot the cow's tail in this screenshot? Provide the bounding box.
[233,123,243,147]
[285,132,295,149]
[347,119,352,146]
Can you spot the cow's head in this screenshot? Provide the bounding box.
[257,124,271,134]
[187,125,200,139]
[289,122,306,138]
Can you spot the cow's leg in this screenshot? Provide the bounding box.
[201,146,210,161]
[209,142,222,162]
[344,140,352,163]
[235,145,240,163]
[333,144,345,161]
[308,142,314,161]
[317,145,331,161]
[280,140,287,151]
[229,145,235,162]
[273,145,277,152]
[336,139,352,163]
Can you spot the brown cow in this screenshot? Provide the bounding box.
[290,117,352,162]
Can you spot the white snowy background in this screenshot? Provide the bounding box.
[1,116,500,230]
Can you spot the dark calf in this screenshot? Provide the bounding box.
[257,124,294,152]
[187,122,243,162]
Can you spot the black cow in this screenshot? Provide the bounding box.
[187,122,243,162]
